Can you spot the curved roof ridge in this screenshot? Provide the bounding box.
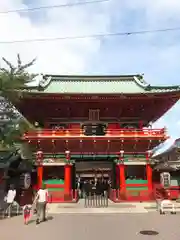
[45,74,142,79]
[133,75,149,88]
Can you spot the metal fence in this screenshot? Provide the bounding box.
[84,192,108,208]
[0,201,22,219]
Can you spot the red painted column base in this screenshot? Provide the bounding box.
[146,164,153,200]
[119,164,126,199]
[64,164,72,201]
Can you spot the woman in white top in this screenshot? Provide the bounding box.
[5,185,16,217]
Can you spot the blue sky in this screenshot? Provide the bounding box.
[0,0,180,152]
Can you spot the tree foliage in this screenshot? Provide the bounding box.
[0,54,36,148]
[0,119,31,147]
[0,54,36,99]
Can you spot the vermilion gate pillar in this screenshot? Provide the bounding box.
[64,151,72,196]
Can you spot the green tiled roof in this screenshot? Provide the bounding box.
[26,74,180,94]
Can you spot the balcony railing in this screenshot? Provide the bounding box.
[23,128,168,140]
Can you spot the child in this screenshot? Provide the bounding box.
[23,205,32,225]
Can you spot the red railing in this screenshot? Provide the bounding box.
[23,128,167,140]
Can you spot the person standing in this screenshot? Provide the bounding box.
[34,185,48,225]
[77,177,81,198]
[83,180,89,197]
[5,184,16,217]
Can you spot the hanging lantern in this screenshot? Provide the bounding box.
[65,150,70,162]
[119,150,124,163]
[147,150,152,157]
[35,122,39,127]
[120,150,124,158]
[160,172,171,189]
[36,150,43,165]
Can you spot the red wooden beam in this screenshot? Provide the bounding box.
[45,184,64,188]
[126,184,148,187]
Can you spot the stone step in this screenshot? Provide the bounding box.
[47,207,148,214]
[47,199,148,214]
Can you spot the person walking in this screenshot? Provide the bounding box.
[34,185,48,225]
[23,204,31,225]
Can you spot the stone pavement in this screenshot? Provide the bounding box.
[0,212,180,240]
[47,200,180,214]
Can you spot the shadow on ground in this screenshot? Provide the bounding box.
[28,216,53,224]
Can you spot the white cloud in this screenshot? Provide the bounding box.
[153,101,180,140]
[1,0,180,74]
[125,0,180,21]
[0,0,110,74]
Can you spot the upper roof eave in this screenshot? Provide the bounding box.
[19,74,180,95]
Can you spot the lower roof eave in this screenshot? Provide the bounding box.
[35,162,66,166]
[21,91,180,99]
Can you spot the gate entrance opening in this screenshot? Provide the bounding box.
[75,159,112,203]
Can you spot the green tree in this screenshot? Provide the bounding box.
[0,54,36,99]
[0,54,36,148]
